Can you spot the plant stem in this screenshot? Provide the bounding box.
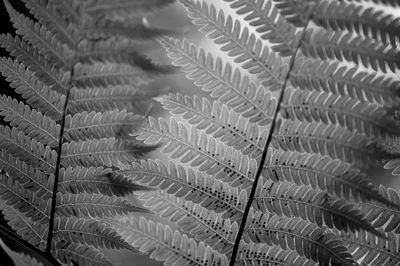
[228,7,315,266]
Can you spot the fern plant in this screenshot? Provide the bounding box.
[0,0,175,265]
[104,0,400,265]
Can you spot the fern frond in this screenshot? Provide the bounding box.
[157,93,269,158]
[73,62,157,89]
[384,158,400,176]
[0,238,44,266]
[237,242,317,266]
[0,126,57,173]
[55,193,149,218]
[58,166,150,197]
[137,117,257,188]
[68,86,140,114]
[20,0,78,48]
[0,174,50,224]
[223,0,300,56]
[281,87,399,138]
[55,242,113,266]
[263,149,391,205]
[85,0,176,18]
[104,216,229,265]
[272,0,316,27]
[138,190,238,255]
[122,159,247,220]
[245,210,356,266]
[313,0,400,46]
[0,202,48,250]
[4,0,73,69]
[61,137,153,168]
[0,34,70,94]
[0,58,65,120]
[77,39,175,74]
[161,38,278,120]
[64,110,143,142]
[253,179,382,236]
[0,95,60,147]
[349,0,400,7]
[272,119,383,168]
[0,151,53,199]
[337,229,400,265]
[84,20,173,43]
[52,0,82,25]
[290,58,400,107]
[301,29,400,73]
[177,1,286,88]
[53,217,136,252]
[359,185,400,233]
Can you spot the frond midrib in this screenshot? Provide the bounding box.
[127,168,244,214]
[141,126,252,183]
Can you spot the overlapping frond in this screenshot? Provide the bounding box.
[262,148,392,204]
[253,179,382,235]
[72,62,157,89]
[244,210,356,266]
[178,0,286,88]
[85,0,176,18]
[61,137,153,168]
[122,159,247,220]
[104,216,229,266]
[137,117,257,188]
[0,34,70,93]
[0,58,65,120]
[53,217,136,252]
[337,229,400,265]
[68,86,141,114]
[0,174,50,224]
[290,58,400,107]
[272,0,316,26]
[157,93,269,158]
[0,126,57,173]
[83,19,173,43]
[358,185,400,233]
[0,151,53,199]
[0,202,48,250]
[236,242,317,266]
[20,0,78,48]
[0,95,60,147]
[4,0,73,69]
[58,166,150,197]
[55,193,148,218]
[223,0,300,56]
[55,242,113,266]
[0,0,173,264]
[281,87,399,138]
[64,110,143,141]
[272,119,385,168]
[138,190,238,255]
[77,39,176,74]
[161,38,277,122]
[301,29,400,73]
[313,0,400,46]
[0,238,44,266]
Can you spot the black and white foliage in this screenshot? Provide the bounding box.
[0,0,175,265]
[110,0,400,265]
[1,0,400,266]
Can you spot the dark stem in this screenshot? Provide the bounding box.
[0,224,60,266]
[45,8,84,255]
[228,9,315,266]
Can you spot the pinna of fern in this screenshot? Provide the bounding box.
[106,0,400,265]
[0,0,176,265]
